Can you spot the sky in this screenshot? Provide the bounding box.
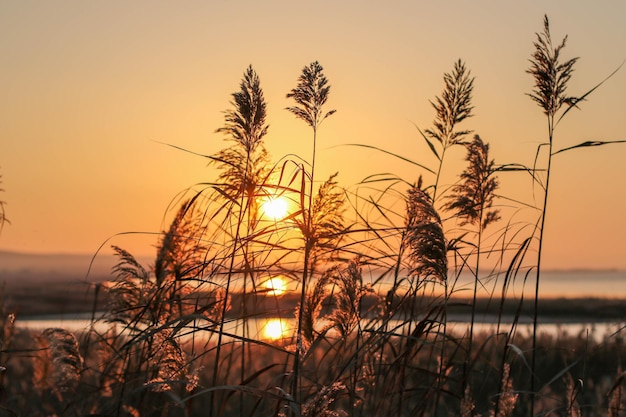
[0,1,625,270]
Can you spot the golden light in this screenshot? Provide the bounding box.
[261,196,289,220]
[263,318,289,341]
[263,276,287,296]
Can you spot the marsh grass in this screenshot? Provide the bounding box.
[0,15,624,417]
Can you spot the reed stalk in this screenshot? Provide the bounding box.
[286,61,336,411]
[526,15,578,413]
[210,65,270,416]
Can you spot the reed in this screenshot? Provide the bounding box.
[286,60,338,413]
[444,134,500,395]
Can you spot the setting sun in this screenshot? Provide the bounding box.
[261,196,289,220]
[262,276,287,296]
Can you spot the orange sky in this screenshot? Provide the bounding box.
[0,2,625,270]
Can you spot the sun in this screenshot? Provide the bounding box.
[263,276,287,296]
[263,318,289,341]
[261,196,289,220]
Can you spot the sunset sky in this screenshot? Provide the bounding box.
[1,1,625,270]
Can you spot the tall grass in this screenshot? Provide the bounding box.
[285,61,340,413]
[526,15,624,413]
[0,15,624,417]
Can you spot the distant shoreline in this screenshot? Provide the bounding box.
[7,289,626,324]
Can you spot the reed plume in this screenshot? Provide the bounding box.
[216,65,269,154]
[490,363,517,417]
[328,258,373,338]
[298,172,346,269]
[301,382,347,417]
[404,177,447,282]
[294,272,330,350]
[34,328,83,394]
[213,65,271,227]
[445,134,500,230]
[146,328,192,393]
[107,245,155,326]
[155,199,205,285]
[424,59,474,201]
[286,61,336,131]
[527,15,579,118]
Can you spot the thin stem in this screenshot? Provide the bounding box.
[530,114,554,414]
[292,126,317,410]
[432,146,447,203]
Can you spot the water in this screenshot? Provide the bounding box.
[17,313,626,344]
[437,269,626,298]
[16,270,626,342]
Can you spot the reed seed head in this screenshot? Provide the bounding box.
[445,134,500,230]
[34,328,83,394]
[286,61,336,130]
[405,178,448,282]
[527,15,579,118]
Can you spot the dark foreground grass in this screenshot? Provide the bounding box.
[1,323,625,417]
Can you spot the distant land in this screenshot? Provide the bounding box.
[0,250,152,317]
[1,250,622,281]
[0,250,625,317]
[0,250,153,283]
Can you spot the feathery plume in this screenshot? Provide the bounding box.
[404,178,448,282]
[286,61,336,131]
[146,329,188,392]
[490,363,518,417]
[328,258,374,337]
[294,272,330,350]
[445,135,500,230]
[34,328,83,394]
[527,15,579,118]
[425,59,474,148]
[301,382,347,417]
[216,65,269,153]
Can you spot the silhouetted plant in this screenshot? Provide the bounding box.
[424,59,474,201]
[527,16,578,120]
[404,177,447,282]
[327,257,374,338]
[286,61,336,134]
[526,15,578,407]
[286,60,338,410]
[445,135,500,230]
[214,65,271,223]
[294,272,331,351]
[210,65,274,416]
[299,172,346,270]
[444,134,500,388]
[34,328,83,398]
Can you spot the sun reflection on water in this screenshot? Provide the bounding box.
[262,318,291,341]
